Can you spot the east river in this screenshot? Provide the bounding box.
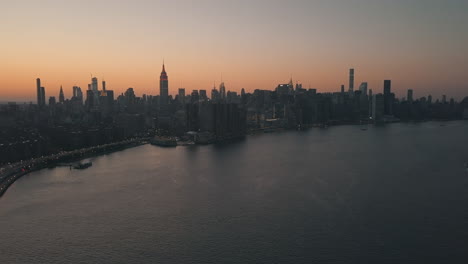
[1,121,468,263]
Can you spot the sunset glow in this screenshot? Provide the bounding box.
[2,0,467,101]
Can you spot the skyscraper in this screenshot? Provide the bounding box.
[383,80,391,95]
[368,89,373,117]
[49,96,56,106]
[160,62,169,106]
[91,77,98,92]
[383,80,392,115]
[40,86,45,106]
[36,78,46,107]
[359,82,368,96]
[219,82,226,100]
[36,78,43,106]
[59,85,65,103]
[211,87,220,101]
[199,89,208,101]
[73,86,83,104]
[407,89,413,102]
[372,94,384,122]
[349,69,354,94]
[178,88,185,104]
[102,80,106,91]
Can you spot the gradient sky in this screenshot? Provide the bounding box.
[1,0,467,102]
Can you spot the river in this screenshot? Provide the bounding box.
[1,121,468,263]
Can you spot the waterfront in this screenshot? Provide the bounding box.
[0,138,147,197]
[1,121,468,263]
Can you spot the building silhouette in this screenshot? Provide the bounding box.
[91,77,98,92]
[383,80,393,115]
[407,89,413,102]
[36,78,46,107]
[372,94,384,122]
[349,69,354,95]
[359,82,368,96]
[159,62,169,107]
[59,86,65,103]
[219,82,226,101]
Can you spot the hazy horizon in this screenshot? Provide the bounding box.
[2,0,468,101]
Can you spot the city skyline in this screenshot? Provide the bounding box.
[2,0,468,101]
[29,64,461,105]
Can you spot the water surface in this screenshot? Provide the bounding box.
[1,121,468,263]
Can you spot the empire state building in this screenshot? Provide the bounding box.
[159,62,169,106]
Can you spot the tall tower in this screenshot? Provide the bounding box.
[160,62,169,106]
[407,89,414,103]
[219,82,226,100]
[59,85,65,103]
[349,68,354,93]
[383,80,392,115]
[359,82,368,96]
[91,77,98,92]
[36,78,42,106]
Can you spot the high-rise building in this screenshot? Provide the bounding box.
[86,90,95,108]
[341,85,345,93]
[73,86,79,97]
[227,91,238,103]
[91,77,98,92]
[160,62,169,106]
[428,95,432,104]
[199,89,208,101]
[49,96,56,106]
[36,78,46,107]
[349,69,354,94]
[288,78,294,93]
[383,80,391,95]
[359,82,368,96]
[211,88,220,101]
[102,80,106,91]
[372,94,384,122]
[295,83,303,92]
[178,88,186,104]
[59,85,65,103]
[40,86,45,106]
[219,82,226,100]
[407,89,413,102]
[72,86,83,104]
[36,78,43,106]
[191,90,199,103]
[442,95,447,104]
[383,80,392,115]
[241,88,246,105]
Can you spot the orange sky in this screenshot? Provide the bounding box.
[1,0,467,102]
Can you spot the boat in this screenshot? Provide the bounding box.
[73,162,92,170]
[150,136,177,147]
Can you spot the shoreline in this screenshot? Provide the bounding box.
[0,138,149,197]
[1,119,466,197]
